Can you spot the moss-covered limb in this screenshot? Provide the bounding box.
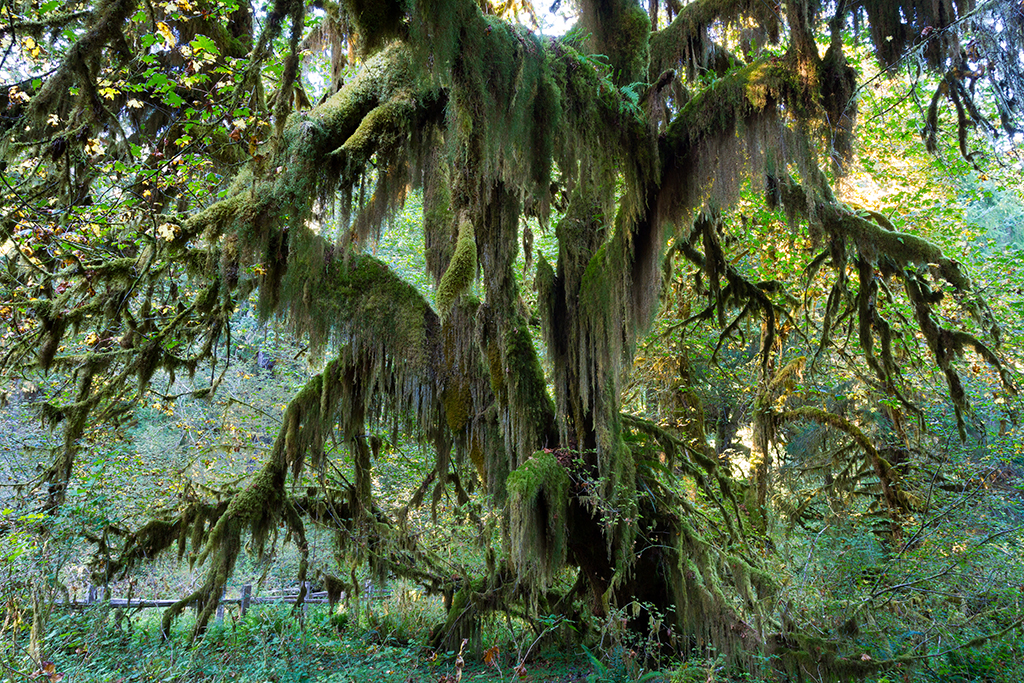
[778,406,906,515]
[89,500,229,584]
[435,218,477,319]
[648,0,779,79]
[312,42,418,149]
[265,237,496,482]
[944,329,1017,392]
[4,10,94,36]
[776,174,968,288]
[332,95,416,164]
[181,43,418,242]
[289,248,435,372]
[656,59,805,224]
[293,478,464,601]
[676,226,782,372]
[901,272,1016,439]
[150,266,496,637]
[23,0,138,131]
[853,256,918,431]
[620,412,745,542]
[159,359,338,637]
[775,174,1012,438]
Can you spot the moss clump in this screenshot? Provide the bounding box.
[506,451,571,590]
[435,219,477,319]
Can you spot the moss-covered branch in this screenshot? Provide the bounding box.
[24,0,139,130]
[775,174,1014,439]
[649,0,779,79]
[778,406,906,515]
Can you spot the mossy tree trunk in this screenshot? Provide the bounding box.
[6,0,1019,673]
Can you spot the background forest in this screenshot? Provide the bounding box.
[1,0,1024,681]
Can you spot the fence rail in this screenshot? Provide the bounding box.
[62,583,392,623]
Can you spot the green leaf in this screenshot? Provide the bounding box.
[146,72,169,89]
[162,90,184,107]
[191,34,219,56]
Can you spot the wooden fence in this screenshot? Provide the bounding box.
[66,584,390,623]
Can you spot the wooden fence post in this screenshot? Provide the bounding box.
[87,585,97,605]
[240,584,251,617]
[216,587,226,624]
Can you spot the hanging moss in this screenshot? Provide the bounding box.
[658,60,803,224]
[649,0,780,80]
[506,451,571,590]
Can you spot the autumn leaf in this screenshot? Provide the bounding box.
[156,22,177,48]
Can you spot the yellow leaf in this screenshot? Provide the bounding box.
[157,223,179,241]
[156,21,177,48]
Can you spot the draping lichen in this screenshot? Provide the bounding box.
[506,451,571,590]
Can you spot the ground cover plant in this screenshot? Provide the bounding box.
[2,0,1024,680]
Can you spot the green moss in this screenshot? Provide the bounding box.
[427,576,486,653]
[649,0,780,79]
[338,96,414,161]
[664,61,800,153]
[579,0,651,86]
[615,3,652,85]
[502,316,556,439]
[435,219,477,318]
[506,451,571,589]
